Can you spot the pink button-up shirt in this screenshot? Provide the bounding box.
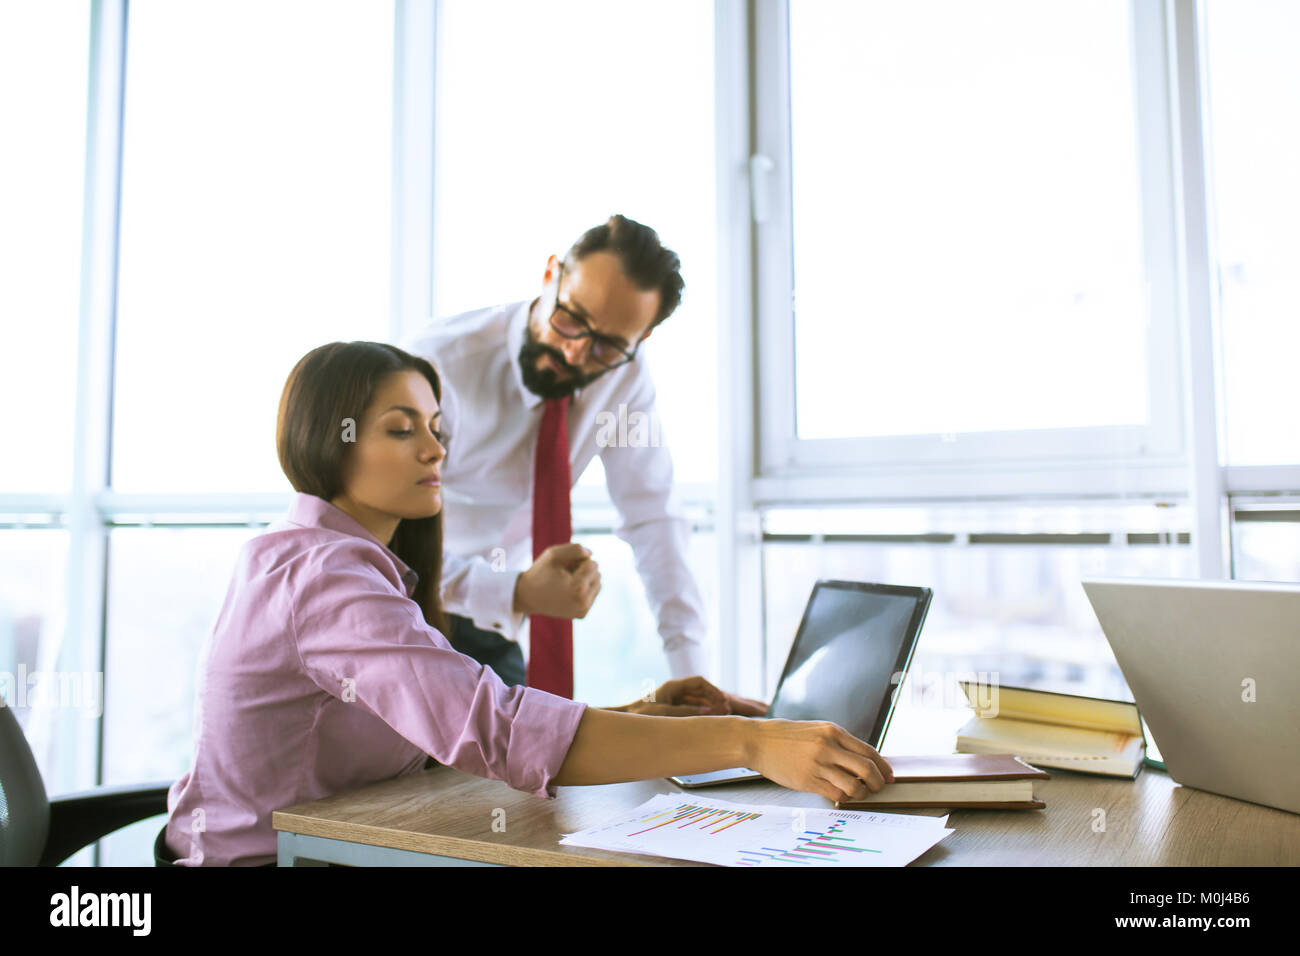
[163,492,587,866]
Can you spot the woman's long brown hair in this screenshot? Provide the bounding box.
[275,341,449,636]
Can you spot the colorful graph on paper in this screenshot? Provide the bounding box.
[560,794,952,867]
[734,816,883,866]
[625,802,763,837]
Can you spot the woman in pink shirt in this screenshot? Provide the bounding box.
[159,342,892,865]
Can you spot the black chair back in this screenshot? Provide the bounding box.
[0,704,51,866]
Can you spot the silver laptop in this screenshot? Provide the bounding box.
[1082,578,1300,816]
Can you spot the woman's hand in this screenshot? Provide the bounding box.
[609,676,769,717]
[744,719,894,804]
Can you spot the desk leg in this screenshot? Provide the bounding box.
[276,831,499,867]
[278,832,327,866]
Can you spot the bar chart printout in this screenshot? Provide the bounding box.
[559,793,952,867]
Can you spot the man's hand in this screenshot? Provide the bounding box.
[512,543,601,619]
[608,676,770,717]
[721,694,768,717]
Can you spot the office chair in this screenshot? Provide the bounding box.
[0,703,172,866]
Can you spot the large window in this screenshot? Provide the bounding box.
[112,0,394,494]
[97,526,259,865]
[0,1,91,811]
[574,526,717,704]
[102,0,395,865]
[430,0,718,489]
[789,0,1150,443]
[1204,0,1300,468]
[752,0,1183,485]
[0,0,399,867]
[3,0,723,865]
[761,502,1193,752]
[1230,503,1300,583]
[1205,1,1300,586]
[735,0,1300,706]
[0,530,72,774]
[431,0,720,700]
[0,1,90,492]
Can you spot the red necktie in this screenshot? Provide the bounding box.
[527,396,573,697]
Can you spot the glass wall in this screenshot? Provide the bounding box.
[1230,504,1300,583]
[432,0,718,487]
[112,0,394,494]
[1205,0,1300,466]
[0,1,89,494]
[0,530,72,780]
[0,1,90,815]
[97,526,261,864]
[762,502,1194,753]
[788,0,1148,442]
[573,527,716,706]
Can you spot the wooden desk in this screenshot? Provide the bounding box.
[271,762,1300,866]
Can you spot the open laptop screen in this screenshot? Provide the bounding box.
[768,581,932,748]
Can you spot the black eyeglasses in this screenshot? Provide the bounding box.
[548,262,641,369]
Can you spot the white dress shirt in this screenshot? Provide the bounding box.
[402,300,708,678]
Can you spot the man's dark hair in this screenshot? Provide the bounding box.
[564,214,684,326]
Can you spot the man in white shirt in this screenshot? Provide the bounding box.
[404,215,755,712]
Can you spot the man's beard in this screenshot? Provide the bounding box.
[517,322,607,400]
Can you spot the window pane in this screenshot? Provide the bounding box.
[573,528,716,705]
[0,530,76,791]
[762,503,1194,754]
[99,526,259,865]
[1205,0,1300,466]
[788,0,1148,440]
[1231,506,1300,583]
[0,2,89,492]
[111,0,394,493]
[432,0,717,485]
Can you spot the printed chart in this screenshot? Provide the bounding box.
[560,793,952,867]
[736,815,879,866]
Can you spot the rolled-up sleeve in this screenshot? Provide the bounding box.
[287,541,586,797]
[439,550,524,640]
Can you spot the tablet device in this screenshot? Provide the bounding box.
[671,580,932,788]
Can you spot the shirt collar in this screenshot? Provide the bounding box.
[507,299,544,410]
[286,493,419,597]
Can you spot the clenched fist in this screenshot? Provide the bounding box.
[512,542,601,619]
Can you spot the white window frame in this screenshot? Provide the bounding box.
[749,0,1188,503]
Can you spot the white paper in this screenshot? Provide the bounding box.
[560,793,952,867]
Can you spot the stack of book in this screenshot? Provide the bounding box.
[953,681,1146,778]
